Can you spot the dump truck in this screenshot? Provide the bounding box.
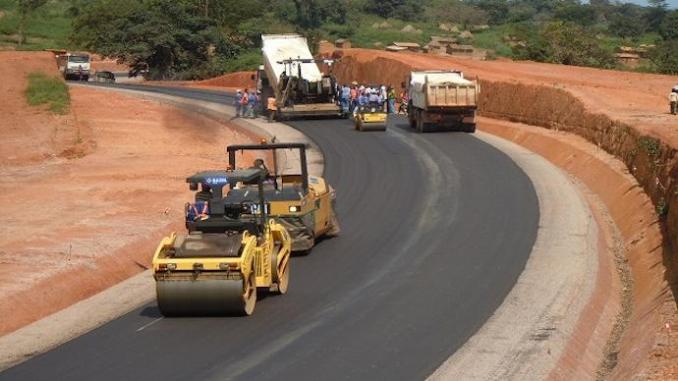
[227,143,339,253]
[56,52,91,81]
[407,70,479,133]
[257,34,343,120]
[152,169,292,316]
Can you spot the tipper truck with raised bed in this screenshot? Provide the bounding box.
[257,34,343,120]
[407,70,479,133]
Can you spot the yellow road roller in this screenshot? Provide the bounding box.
[227,143,339,253]
[152,169,291,316]
[354,104,387,131]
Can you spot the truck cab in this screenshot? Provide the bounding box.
[56,53,91,81]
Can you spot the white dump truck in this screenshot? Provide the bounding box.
[56,52,91,81]
[257,34,343,120]
[407,70,479,133]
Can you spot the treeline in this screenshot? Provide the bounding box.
[65,0,678,78]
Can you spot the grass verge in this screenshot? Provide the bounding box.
[25,72,70,114]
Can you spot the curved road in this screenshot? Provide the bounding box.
[1,86,539,381]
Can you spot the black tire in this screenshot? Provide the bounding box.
[464,123,476,133]
[416,110,425,133]
[408,103,416,128]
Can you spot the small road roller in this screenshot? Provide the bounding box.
[152,169,292,316]
[227,143,339,253]
[354,104,388,131]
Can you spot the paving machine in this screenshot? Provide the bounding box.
[354,104,388,131]
[258,34,343,120]
[152,169,292,316]
[227,143,340,252]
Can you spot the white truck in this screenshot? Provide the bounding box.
[407,70,479,133]
[56,52,91,81]
[257,34,342,120]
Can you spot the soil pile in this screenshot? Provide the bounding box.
[196,71,256,90]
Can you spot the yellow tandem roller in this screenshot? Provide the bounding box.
[354,104,388,131]
[152,169,292,316]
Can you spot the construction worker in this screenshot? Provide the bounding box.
[380,85,387,111]
[340,84,350,114]
[247,90,258,118]
[234,89,243,117]
[670,89,678,115]
[398,90,409,115]
[195,183,213,202]
[267,96,277,122]
[387,87,396,114]
[241,89,250,117]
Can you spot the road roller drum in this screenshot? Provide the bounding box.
[152,169,291,316]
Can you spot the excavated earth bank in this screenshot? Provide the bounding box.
[326,49,678,379]
[0,53,258,336]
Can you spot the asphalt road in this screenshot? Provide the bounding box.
[1,85,539,381]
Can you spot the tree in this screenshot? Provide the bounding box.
[659,10,678,40]
[608,4,647,39]
[364,0,404,18]
[72,0,219,79]
[469,0,509,25]
[425,0,489,27]
[364,0,423,20]
[645,0,668,31]
[553,2,596,27]
[17,0,48,46]
[513,21,615,68]
[541,22,616,67]
[650,39,678,74]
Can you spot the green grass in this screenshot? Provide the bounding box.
[221,49,262,72]
[339,15,456,48]
[472,25,515,57]
[0,0,75,51]
[25,72,70,114]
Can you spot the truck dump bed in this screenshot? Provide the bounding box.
[410,71,479,109]
[262,34,322,86]
[259,34,342,119]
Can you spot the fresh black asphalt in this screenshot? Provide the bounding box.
[0,85,539,381]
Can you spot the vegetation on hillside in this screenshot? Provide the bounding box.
[25,71,70,114]
[2,0,678,77]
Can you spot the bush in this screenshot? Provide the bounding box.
[25,72,70,114]
[650,39,678,74]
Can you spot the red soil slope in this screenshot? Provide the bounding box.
[328,48,678,381]
[0,52,258,335]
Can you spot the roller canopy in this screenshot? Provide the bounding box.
[187,169,263,186]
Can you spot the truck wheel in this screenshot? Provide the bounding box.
[409,105,416,128]
[464,123,476,133]
[416,110,424,133]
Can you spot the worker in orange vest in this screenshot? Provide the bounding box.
[267,96,277,122]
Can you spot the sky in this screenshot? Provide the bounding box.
[625,0,678,8]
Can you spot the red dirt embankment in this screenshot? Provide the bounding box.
[0,51,83,165]
[0,52,257,335]
[327,49,677,379]
[194,71,256,91]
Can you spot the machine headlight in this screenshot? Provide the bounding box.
[289,205,301,212]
